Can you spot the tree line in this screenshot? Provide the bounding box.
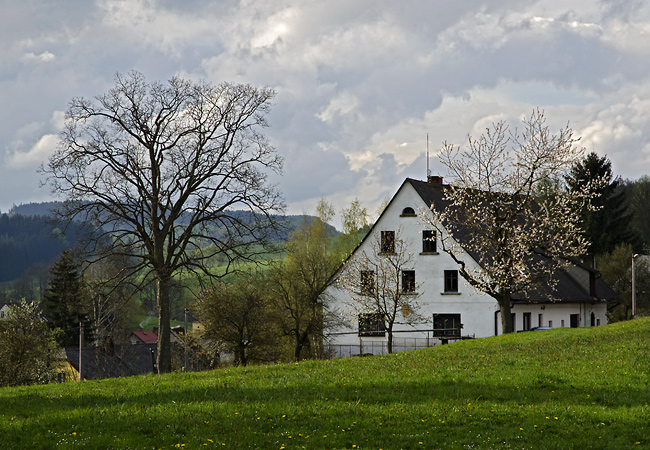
[0,214,85,283]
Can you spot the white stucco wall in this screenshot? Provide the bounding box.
[325,179,608,353]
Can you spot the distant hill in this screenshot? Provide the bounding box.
[0,213,85,282]
[1,202,337,283]
[8,202,60,217]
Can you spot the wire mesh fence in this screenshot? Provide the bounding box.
[328,337,440,358]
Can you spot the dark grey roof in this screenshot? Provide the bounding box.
[406,178,617,303]
[65,344,157,380]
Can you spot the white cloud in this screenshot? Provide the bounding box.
[7,134,58,169]
[317,91,360,123]
[22,51,55,63]
[50,111,66,130]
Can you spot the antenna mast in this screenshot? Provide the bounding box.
[426,133,430,177]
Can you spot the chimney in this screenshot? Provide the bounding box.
[428,175,443,184]
[589,271,596,298]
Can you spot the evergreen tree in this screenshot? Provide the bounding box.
[628,176,650,251]
[41,250,93,347]
[565,152,633,265]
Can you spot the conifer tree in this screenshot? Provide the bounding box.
[41,250,92,347]
[565,152,633,265]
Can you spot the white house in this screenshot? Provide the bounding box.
[325,177,615,356]
[0,303,10,320]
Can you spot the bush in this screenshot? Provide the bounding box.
[0,301,61,387]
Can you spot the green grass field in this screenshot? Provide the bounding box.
[1,318,649,450]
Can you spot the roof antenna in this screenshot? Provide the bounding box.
[426,133,431,178]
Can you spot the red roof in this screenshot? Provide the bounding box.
[131,330,158,344]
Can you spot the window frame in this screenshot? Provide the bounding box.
[360,270,375,295]
[401,270,416,294]
[433,313,461,337]
[422,229,437,253]
[401,207,416,217]
[380,230,396,254]
[358,313,386,337]
[443,270,459,293]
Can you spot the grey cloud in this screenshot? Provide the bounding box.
[1,0,650,215]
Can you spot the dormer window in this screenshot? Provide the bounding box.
[401,207,416,217]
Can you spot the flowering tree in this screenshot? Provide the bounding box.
[0,301,60,387]
[337,228,422,353]
[421,109,599,334]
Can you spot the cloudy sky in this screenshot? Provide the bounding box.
[2,0,650,227]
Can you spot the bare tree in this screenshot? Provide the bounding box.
[421,109,599,334]
[42,71,284,372]
[84,250,141,347]
[337,228,423,353]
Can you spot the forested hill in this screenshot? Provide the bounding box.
[1,203,337,283]
[0,214,84,283]
[8,202,60,217]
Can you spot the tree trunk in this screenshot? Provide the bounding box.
[156,276,172,373]
[498,292,514,334]
[237,339,247,366]
[387,325,394,354]
[294,330,310,361]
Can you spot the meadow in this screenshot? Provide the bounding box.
[1,318,649,450]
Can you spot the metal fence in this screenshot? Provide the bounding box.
[328,337,442,358]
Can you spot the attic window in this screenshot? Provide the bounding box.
[401,207,416,217]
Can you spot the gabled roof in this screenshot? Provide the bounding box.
[405,177,617,303]
[130,330,158,344]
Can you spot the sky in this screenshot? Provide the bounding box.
[2,0,650,228]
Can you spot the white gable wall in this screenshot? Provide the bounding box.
[0,304,9,320]
[325,180,608,352]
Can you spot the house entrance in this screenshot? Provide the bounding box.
[570,314,579,328]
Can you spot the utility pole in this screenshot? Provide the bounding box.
[79,322,84,382]
[632,254,639,317]
[184,308,189,371]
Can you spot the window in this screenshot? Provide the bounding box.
[380,230,395,253]
[402,270,416,293]
[444,270,458,293]
[422,230,437,253]
[401,207,416,217]
[433,313,461,337]
[358,313,386,337]
[523,312,531,331]
[360,270,375,295]
[538,314,544,327]
[548,320,553,328]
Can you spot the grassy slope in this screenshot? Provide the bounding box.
[1,319,649,450]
